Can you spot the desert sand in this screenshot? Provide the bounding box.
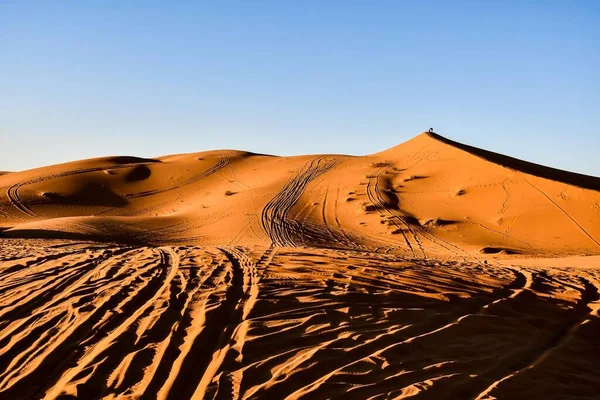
[0,132,599,399]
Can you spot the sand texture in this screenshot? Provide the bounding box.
[0,132,599,399]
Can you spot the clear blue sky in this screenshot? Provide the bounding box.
[1,1,598,175]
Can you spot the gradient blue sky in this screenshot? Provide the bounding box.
[1,1,599,175]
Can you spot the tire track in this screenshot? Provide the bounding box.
[123,158,230,200]
[261,157,340,247]
[213,247,276,400]
[0,247,161,398]
[0,246,91,283]
[220,162,263,246]
[5,162,158,218]
[0,251,115,333]
[333,187,364,249]
[474,276,600,400]
[366,164,418,256]
[227,157,262,240]
[526,179,600,248]
[265,267,529,399]
[149,251,229,399]
[0,248,143,379]
[185,247,247,399]
[368,165,476,259]
[320,188,355,249]
[42,247,179,399]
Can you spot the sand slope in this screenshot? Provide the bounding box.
[1,132,599,257]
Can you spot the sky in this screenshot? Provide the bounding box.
[1,1,599,175]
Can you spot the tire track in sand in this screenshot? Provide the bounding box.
[123,158,230,200]
[367,164,472,260]
[212,246,276,400]
[526,179,600,248]
[274,267,530,399]
[42,247,179,399]
[261,157,340,247]
[366,164,418,257]
[5,162,157,219]
[185,247,252,399]
[474,275,600,400]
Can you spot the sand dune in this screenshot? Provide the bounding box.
[1,132,599,399]
[1,132,599,257]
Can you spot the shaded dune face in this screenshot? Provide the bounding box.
[0,132,598,257]
[1,133,600,399]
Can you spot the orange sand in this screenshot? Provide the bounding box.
[0,132,598,399]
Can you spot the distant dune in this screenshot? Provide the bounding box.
[1,132,599,257]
